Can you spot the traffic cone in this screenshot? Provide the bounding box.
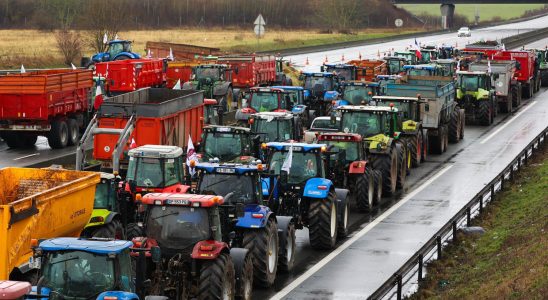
[325,55,328,63]
[341,54,345,62]
[306,57,309,65]
[377,49,380,58]
[359,52,362,60]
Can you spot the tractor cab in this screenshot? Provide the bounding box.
[419,46,439,63]
[337,81,380,107]
[237,87,287,123]
[456,70,493,95]
[383,56,408,74]
[403,64,445,77]
[199,125,259,163]
[432,59,459,77]
[299,72,340,116]
[125,145,189,194]
[29,238,137,300]
[372,96,423,123]
[438,46,456,59]
[91,40,140,64]
[321,63,357,81]
[394,51,418,65]
[250,112,302,144]
[193,64,231,82]
[317,133,365,166]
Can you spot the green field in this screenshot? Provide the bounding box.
[398,4,546,21]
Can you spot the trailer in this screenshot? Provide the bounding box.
[493,50,538,99]
[217,54,276,89]
[469,60,520,113]
[145,41,221,60]
[347,59,388,81]
[94,59,167,95]
[0,167,99,280]
[0,69,93,149]
[76,88,204,173]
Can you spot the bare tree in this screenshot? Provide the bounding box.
[81,0,129,52]
[55,30,82,65]
[315,0,360,33]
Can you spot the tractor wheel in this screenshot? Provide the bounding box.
[91,219,125,240]
[67,118,79,146]
[522,83,531,99]
[541,71,548,87]
[355,171,374,212]
[422,132,428,162]
[308,191,338,249]
[198,252,235,300]
[242,218,278,287]
[459,110,465,140]
[409,132,422,168]
[114,55,131,61]
[1,132,37,149]
[126,223,143,240]
[230,248,253,300]
[478,101,492,126]
[337,197,349,238]
[47,119,69,149]
[278,222,296,272]
[372,170,383,204]
[448,109,461,143]
[512,84,522,107]
[371,147,398,196]
[396,143,408,190]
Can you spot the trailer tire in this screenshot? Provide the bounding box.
[541,71,548,87]
[198,252,235,300]
[422,132,428,161]
[126,223,143,240]
[230,248,253,300]
[410,132,422,167]
[67,118,79,146]
[448,109,461,143]
[308,191,338,249]
[478,101,492,126]
[91,219,125,239]
[371,147,398,196]
[512,83,522,107]
[48,119,69,149]
[1,132,37,149]
[278,221,296,272]
[242,218,278,287]
[396,143,408,190]
[355,172,374,212]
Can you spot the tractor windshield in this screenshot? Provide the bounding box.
[198,174,255,204]
[381,101,416,120]
[341,111,385,137]
[458,74,483,91]
[203,132,243,161]
[269,151,321,184]
[93,180,116,209]
[326,66,353,81]
[108,43,124,57]
[343,85,373,105]
[253,118,292,142]
[387,59,404,74]
[250,92,282,112]
[126,157,183,188]
[196,67,221,80]
[146,206,210,252]
[303,76,334,91]
[284,90,303,105]
[41,250,115,299]
[324,141,360,162]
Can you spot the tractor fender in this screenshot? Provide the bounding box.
[334,188,350,218]
[333,99,349,108]
[276,215,294,249]
[104,211,120,225]
[236,204,273,229]
[160,183,190,194]
[191,240,230,260]
[97,291,139,300]
[323,91,339,101]
[114,52,140,60]
[91,52,106,63]
[182,81,194,90]
[213,82,231,96]
[291,104,307,114]
[303,177,333,199]
[348,160,367,174]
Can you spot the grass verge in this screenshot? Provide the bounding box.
[411,145,548,299]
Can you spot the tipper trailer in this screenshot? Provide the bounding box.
[94,59,167,95]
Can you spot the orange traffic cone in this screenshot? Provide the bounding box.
[377,49,380,58]
[359,52,362,60]
[306,57,309,65]
[325,55,328,63]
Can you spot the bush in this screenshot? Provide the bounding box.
[55,30,82,66]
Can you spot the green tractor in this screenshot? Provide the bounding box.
[535,48,548,87]
[182,64,238,112]
[334,105,409,196]
[198,125,260,163]
[394,51,418,65]
[456,70,497,126]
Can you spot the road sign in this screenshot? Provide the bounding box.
[254,14,266,26]
[395,19,403,27]
[254,24,265,37]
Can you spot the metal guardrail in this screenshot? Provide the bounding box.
[502,27,548,49]
[368,127,548,300]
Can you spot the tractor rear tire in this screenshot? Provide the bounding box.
[242,218,278,287]
[230,248,253,300]
[478,101,492,126]
[371,147,398,196]
[448,109,461,143]
[308,191,338,249]
[91,219,125,240]
[355,172,374,212]
[126,223,143,240]
[278,222,296,272]
[337,197,349,238]
[197,252,235,300]
[410,132,422,168]
[48,119,69,149]
[396,143,408,190]
[422,132,428,162]
[67,118,79,146]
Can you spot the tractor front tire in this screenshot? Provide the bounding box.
[91,219,125,240]
[409,132,422,168]
[230,248,253,300]
[242,218,278,287]
[372,170,383,204]
[337,195,349,239]
[126,223,144,240]
[355,171,374,212]
[198,252,235,300]
[308,191,338,249]
[278,222,296,272]
[478,101,492,126]
[371,147,398,196]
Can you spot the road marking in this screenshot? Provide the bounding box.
[13,153,39,160]
[270,164,454,300]
[480,101,537,144]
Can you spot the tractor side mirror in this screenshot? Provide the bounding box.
[280,170,289,184]
[150,246,161,263]
[235,203,245,218]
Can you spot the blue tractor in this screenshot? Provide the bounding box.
[271,85,312,126]
[299,72,340,117]
[321,63,358,81]
[27,237,147,300]
[88,40,141,67]
[195,162,296,287]
[263,142,350,249]
[334,81,381,108]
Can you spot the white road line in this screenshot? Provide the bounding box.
[270,164,454,300]
[480,101,537,144]
[13,153,39,160]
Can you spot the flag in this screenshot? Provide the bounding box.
[281,143,293,174]
[20,65,26,73]
[71,63,77,70]
[93,85,104,110]
[358,52,362,60]
[487,59,492,73]
[456,59,460,71]
[146,49,152,58]
[173,79,181,90]
[168,48,174,61]
[103,33,108,44]
[413,38,422,60]
[186,135,198,176]
[129,138,137,149]
[114,34,119,40]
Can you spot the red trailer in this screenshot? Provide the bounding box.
[492,50,537,98]
[217,54,276,88]
[0,69,93,149]
[145,41,221,60]
[76,88,204,173]
[94,59,166,94]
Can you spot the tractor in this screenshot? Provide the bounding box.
[182,64,237,112]
[88,40,140,67]
[271,85,311,126]
[394,51,418,65]
[383,56,408,75]
[195,162,296,287]
[419,46,439,63]
[131,193,253,300]
[432,59,459,77]
[262,142,350,249]
[198,125,260,163]
[456,70,497,125]
[334,105,409,196]
[249,112,304,146]
[403,64,446,77]
[321,63,358,81]
[236,87,290,123]
[335,81,381,107]
[28,238,144,300]
[317,133,383,212]
[299,72,340,117]
[532,48,548,87]
[274,57,293,86]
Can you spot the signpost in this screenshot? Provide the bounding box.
[395,19,403,27]
[254,14,266,50]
